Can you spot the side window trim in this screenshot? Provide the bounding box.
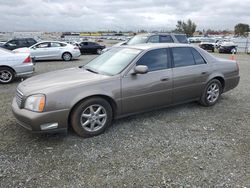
[190,48,207,65]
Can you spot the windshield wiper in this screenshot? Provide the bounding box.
[85,67,99,74]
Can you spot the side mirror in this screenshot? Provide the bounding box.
[132,65,148,75]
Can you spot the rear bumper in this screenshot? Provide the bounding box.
[72,50,81,59]
[14,63,35,77]
[224,75,240,93]
[12,97,69,133]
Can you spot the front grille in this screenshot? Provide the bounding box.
[16,89,23,108]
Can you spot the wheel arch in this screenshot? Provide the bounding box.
[212,76,225,90]
[0,65,16,74]
[61,51,72,59]
[67,94,118,128]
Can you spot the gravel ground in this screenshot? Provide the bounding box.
[0,52,249,187]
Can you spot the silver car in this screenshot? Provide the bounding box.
[12,44,240,137]
[13,41,81,61]
[0,48,34,84]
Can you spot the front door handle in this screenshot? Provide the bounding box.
[160,77,169,81]
[201,72,208,75]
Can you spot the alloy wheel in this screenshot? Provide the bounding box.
[206,83,220,103]
[80,104,107,132]
[0,70,12,83]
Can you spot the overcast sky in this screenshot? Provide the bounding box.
[0,0,250,32]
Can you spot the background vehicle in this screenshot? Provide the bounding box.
[102,33,188,53]
[218,41,237,54]
[1,38,37,50]
[79,42,105,54]
[14,41,81,61]
[126,33,188,45]
[0,41,6,47]
[199,38,216,52]
[0,48,34,83]
[12,44,240,137]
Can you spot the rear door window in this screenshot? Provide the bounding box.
[27,39,36,45]
[36,42,50,48]
[51,42,61,47]
[172,47,195,67]
[160,35,174,43]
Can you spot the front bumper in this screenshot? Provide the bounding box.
[12,98,69,133]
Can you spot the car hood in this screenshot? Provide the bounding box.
[18,67,111,94]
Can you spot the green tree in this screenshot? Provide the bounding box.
[175,19,197,37]
[234,23,249,37]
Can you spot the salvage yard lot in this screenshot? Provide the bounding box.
[0,53,249,187]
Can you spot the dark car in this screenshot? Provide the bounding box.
[79,42,105,54]
[199,38,216,52]
[218,42,237,54]
[1,38,37,51]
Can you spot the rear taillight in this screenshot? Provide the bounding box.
[23,56,31,63]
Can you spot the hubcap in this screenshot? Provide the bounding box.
[0,70,12,83]
[80,104,107,132]
[63,54,71,61]
[207,83,220,103]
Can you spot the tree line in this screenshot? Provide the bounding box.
[173,19,249,37]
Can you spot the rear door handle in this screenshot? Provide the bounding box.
[160,77,169,81]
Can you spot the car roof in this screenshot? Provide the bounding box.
[135,33,186,37]
[37,41,68,44]
[122,43,192,50]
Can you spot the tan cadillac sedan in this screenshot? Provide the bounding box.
[12,44,240,137]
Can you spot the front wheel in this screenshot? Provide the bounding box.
[199,79,222,107]
[71,97,113,137]
[0,67,15,84]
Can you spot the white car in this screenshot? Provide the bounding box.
[0,48,34,83]
[13,41,81,61]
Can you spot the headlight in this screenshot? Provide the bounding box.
[24,94,46,112]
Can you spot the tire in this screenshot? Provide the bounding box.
[231,48,237,54]
[96,49,102,54]
[71,97,113,137]
[0,67,15,84]
[199,79,222,107]
[62,52,72,61]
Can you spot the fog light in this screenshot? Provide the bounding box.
[40,123,58,130]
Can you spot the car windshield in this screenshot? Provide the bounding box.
[84,48,142,75]
[126,35,149,45]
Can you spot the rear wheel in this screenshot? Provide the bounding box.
[199,79,222,106]
[62,52,72,61]
[71,97,113,137]
[0,67,15,84]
